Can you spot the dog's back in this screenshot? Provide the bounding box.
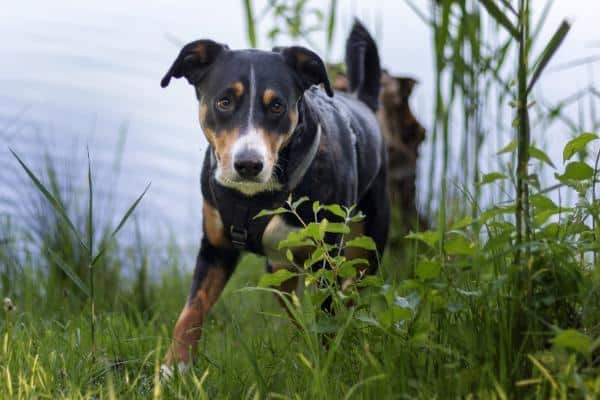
[298,20,385,205]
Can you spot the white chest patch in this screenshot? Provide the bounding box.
[261,215,300,265]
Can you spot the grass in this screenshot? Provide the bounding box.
[2,196,599,398]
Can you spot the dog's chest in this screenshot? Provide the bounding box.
[261,215,301,265]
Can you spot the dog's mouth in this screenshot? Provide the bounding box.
[216,172,282,196]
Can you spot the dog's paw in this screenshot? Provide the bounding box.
[160,362,189,380]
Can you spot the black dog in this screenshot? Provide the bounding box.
[160,21,390,373]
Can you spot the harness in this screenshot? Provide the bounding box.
[208,122,322,254]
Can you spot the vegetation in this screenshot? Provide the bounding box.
[1,0,600,398]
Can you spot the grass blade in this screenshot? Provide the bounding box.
[404,0,432,26]
[87,148,94,257]
[527,19,571,93]
[10,149,87,252]
[92,182,150,266]
[478,0,519,38]
[112,182,150,238]
[325,0,337,57]
[47,250,90,297]
[243,0,258,48]
[530,0,554,46]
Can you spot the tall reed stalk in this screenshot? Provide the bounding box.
[11,149,149,354]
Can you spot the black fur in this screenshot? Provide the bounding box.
[345,20,381,112]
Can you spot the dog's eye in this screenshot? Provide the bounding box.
[269,101,285,114]
[216,97,233,111]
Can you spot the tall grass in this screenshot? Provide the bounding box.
[10,149,149,353]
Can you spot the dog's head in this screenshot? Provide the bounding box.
[161,40,332,195]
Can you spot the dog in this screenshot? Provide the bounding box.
[159,20,390,374]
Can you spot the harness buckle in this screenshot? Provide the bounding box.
[230,226,248,249]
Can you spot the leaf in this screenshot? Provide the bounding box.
[534,209,562,226]
[258,269,296,288]
[451,216,473,230]
[278,229,314,249]
[346,235,377,251]
[528,20,571,93]
[405,230,440,249]
[254,207,288,219]
[338,258,369,279]
[11,149,87,251]
[563,132,599,162]
[416,258,441,280]
[479,205,515,224]
[478,0,519,38]
[47,250,90,297]
[556,161,594,181]
[552,329,593,354]
[290,196,309,210]
[111,183,150,239]
[323,204,346,219]
[312,201,321,214]
[305,221,326,241]
[304,247,325,268]
[338,264,357,279]
[92,184,150,266]
[497,139,517,155]
[444,233,475,256]
[530,194,558,211]
[358,275,383,288]
[324,222,350,234]
[285,249,294,263]
[479,172,507,186]
[529,146,555,168]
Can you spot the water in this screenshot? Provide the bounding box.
[1,1,598,254]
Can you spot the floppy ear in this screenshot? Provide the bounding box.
[160,40,228,88]
[276,46,333,97]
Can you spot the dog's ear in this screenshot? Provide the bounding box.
[275,46,333,97]
[161,40,228,88]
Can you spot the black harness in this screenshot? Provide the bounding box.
[209,180,289,253]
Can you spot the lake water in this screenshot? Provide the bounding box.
[1,0,598,255]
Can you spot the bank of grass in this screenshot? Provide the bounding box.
[1,199,600,399]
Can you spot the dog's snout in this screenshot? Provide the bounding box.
[234,150,264,178]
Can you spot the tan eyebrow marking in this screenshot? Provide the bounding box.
[262,88,277,105]
[229,81,244,97]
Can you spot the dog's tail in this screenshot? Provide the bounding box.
[345,19,381,112]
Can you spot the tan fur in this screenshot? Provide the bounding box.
[203,202,228,247]
[212,127,241,167]
[230,81,244,98]
[166,267,228,364]
[262,215,312,265]
[262,88,276,106]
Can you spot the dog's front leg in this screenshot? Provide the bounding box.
[163,236,239,373]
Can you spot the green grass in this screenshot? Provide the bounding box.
[2,215,599,399]
[1,254,416,399]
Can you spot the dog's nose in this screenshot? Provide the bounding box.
[234,150,264,178]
